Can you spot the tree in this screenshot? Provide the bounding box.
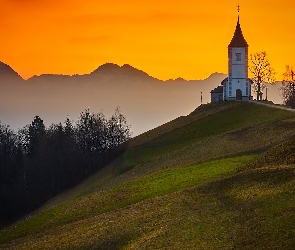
[0,123,28,225]
[0,123,17,184]
[27,116,46,155]
[0,108,133,226]
[64,117,74,137]
[107,108,132,149]
[280,65,295,108]
[249,51,276,100]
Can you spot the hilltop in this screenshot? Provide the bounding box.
[1,101,295,249]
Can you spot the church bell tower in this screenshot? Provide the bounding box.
[224,9,251,100]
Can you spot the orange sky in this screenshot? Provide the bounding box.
[0,0,294,80]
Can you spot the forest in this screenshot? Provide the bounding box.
[0,108,132,227]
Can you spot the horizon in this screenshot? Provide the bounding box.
[0,1,294,81]
[1,60,226,81]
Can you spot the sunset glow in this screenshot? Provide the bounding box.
[0,0,294,80]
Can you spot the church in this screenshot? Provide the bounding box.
[211,12,252,102]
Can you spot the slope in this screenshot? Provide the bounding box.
[1,101,295,249]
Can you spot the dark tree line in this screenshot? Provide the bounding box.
[0,108,131,227]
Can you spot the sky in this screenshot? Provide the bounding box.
[0,0,294,80]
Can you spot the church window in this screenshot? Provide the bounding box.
[236,53,241,61]
[229,90,232,96]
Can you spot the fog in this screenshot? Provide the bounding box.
[0,62,283,136]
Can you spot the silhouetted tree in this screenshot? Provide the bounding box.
[27,116,46,155]
[0,108,132,227]
[64,117,74,137]
[280,65,295,108]
[0,123,27,225]
[25,116,53,209]
[249,51,276,100]
[0,123,16,176]
[107,108,132,149]
[17,125,30,155]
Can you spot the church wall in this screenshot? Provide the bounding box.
[231,47,247,79]
[231,78,248,97]
[227,46,249,100]
[232,64,246,78]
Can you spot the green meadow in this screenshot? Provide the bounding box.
[1,101,295,249]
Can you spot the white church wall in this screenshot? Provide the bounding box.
[232,64,246,79]
[227,46,248,100]
[231,47,247,79]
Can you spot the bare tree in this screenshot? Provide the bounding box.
[249,51,276,100]
[280,65,295,108]
[107,107,132,149]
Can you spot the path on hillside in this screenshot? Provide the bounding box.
[250,101,295,112]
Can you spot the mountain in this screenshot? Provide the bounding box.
[0,61,23,83]
[0,62,227,135]
[1,101,295,249]
[91,63,154,80]
[0,61,284,135]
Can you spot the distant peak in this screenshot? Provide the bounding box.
[121,64,138,72]
[90,63,152,79]
[0,61,18,73]
[201,72,228,83]
[205,72,227,80]
[91,63,120,74]
[0,61,24,81]
[101,62,120,68]
[120,64,150,76]
[175,77,186,81]
[122,63,133,68]
[165,77,187,82]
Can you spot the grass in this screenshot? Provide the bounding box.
[1,101,295,249]
[2,162,295,249]
[0,155,254,245]
[128,102,293,165]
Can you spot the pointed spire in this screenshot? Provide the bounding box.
[228,14,248,47]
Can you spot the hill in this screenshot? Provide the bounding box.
[1,101,295,249]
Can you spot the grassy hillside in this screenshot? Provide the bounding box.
[1,101,295,249]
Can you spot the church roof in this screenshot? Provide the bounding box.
[228,16,248,48]
[210,85,223,93]
[221,77,228,85]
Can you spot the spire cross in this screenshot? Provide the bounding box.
[237,4,240,13]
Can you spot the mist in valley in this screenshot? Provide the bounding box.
[0,62,283,136]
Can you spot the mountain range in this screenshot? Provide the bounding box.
[0,61,282,135]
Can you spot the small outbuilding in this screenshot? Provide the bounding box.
[210,85,223,102]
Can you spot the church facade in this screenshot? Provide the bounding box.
[211,14,252,102]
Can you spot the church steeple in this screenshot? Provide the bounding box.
[228,15,248,47]
[211,6,251,102]
[224,7,250,101]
